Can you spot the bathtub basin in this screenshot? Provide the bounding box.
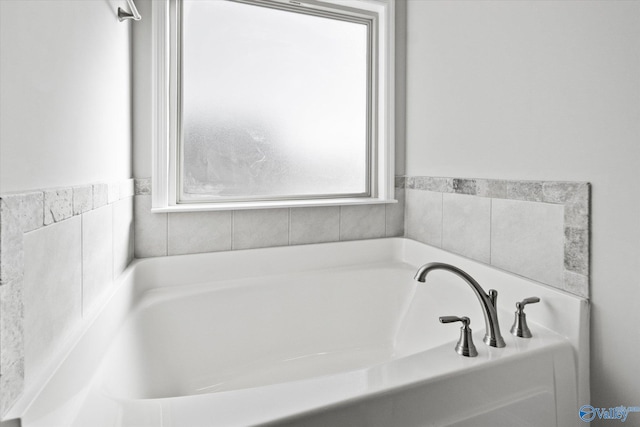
[12,238,589,427]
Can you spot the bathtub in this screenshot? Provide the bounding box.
[10,238,589,426]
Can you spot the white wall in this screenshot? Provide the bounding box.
[132,0,153,179]
[0,0,132,193]
[405,0,640,416]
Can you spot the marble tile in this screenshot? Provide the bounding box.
[290,206,340,245]
[452,179,477,195]
[428,177,454,193]
[442,193,491,263]
[506,181,543,202]
[82,205,113,314]
[113,198,134,277]
[134,196,167,258]
[72,186,93,215]
[23,216,82,388]
[93,183,109,209]
[386,190,405,237]
[562,183,590,229]
[233,209,289,250]
[119,179,135,199]
[394,176,406,189]
[0,279,24,415]
[542,182,588,204]
[565,227,589,276]
[476,180,507,199]
[0,192,44,232]
[491,199,564,287]
[0,200,25,285]
[563,271,589,298]
[340,204,386,241]
[0,279,23,374]
[564,200,589,229]
[135,178,151,196]
[44,189,73,225]
[405,176,416,189]
[415,177,453,193]
[107,182,120,204]
[412,176,427,190]
[168,211,232,255]
[0,357,23,416]
[404,189,442,247]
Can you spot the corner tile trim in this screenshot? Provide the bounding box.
[1,179,135,269]
[400,176,590,298]
[401,176,588,204]
[134,178,151,195]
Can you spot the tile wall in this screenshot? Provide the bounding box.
[401,177,590,297]
[133,176,589,298]
[0,180,134,416]
[133,178,405,257]
[0,174,590,418]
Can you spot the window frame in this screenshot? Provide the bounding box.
[151,0,395,212]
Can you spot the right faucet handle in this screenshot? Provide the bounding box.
[510,297,541,338]
[518,297,541,308]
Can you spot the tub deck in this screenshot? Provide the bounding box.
[11,238,588,427]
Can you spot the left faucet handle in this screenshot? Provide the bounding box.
[439,316,478,357]
[439,315,469,325]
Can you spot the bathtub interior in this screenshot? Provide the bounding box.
[10,238,589,427]
[100,258,509,400]
[101,263,418,399]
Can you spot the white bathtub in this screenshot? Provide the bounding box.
[11,238,589,426]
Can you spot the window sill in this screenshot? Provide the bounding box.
[151,197,397,213]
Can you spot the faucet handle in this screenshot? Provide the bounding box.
[510,297,541,338]
[439,316,478,357]
[517,297,540,308]
[439,315,469,325]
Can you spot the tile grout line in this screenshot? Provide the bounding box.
[80,211,85,319]
[489,198,493,265]
[166,210,169,256]
[338,206,342,241]
[440,192,444,248]
[230,210,235,250]
[384,199,388,237]
[287,208,291,246]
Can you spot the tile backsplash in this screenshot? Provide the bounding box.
[0,179,134,416]
[133,179,405,258]
[442,193,491,264]
[401,176,590,298]
[133,176,589,299]
[0,174,589,418]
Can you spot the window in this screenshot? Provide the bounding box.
[152,0,395,211]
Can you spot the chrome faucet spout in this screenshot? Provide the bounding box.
[414,262,506,348]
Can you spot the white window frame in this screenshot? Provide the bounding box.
[151,0,395,212]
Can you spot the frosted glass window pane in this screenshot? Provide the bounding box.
[181,0,369,201]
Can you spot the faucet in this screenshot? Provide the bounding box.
[414,262,506,348]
